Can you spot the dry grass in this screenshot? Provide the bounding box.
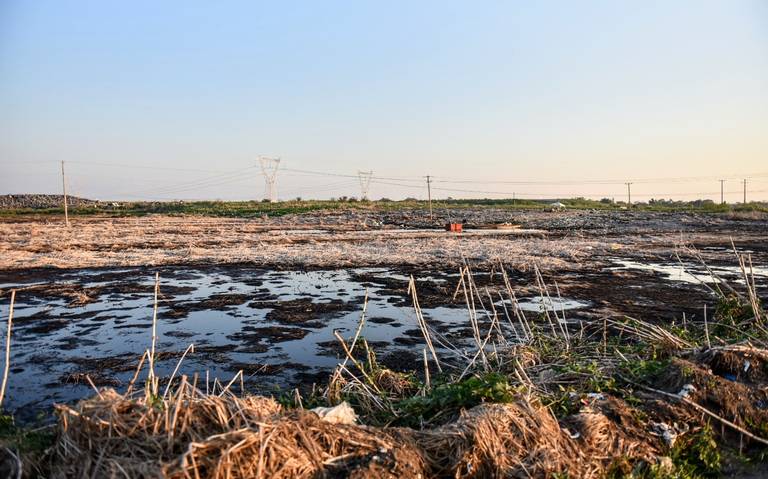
[0,215,597,270]
[51,382,657,479]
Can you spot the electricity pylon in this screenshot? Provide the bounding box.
[258,156,281,202]
[358,170,373,200]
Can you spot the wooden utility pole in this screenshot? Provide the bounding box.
[61,161,70,227]
[426,175,433,220]
[625,182,632,208]
[719,180,725,205]
[743,179,747,204]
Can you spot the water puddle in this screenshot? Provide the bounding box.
[608,260,768,285]
[0,267,492,420]
[514,296,590,312]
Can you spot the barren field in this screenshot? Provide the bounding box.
[1,208,766,270]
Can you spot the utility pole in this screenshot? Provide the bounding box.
[743,179,747,204]
[61,161,70,227]
[625,182,632,208]
[357,170,373,200]
[719,180,725,205]
[425,175,433,220]
[258,156,281,202]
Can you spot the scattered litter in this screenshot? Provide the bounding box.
[677,384,696,398]
[744,360,751,373]
[310,402,358,425]
[651,422,678,447]
[586,393,605,401]
[563,428,581,439]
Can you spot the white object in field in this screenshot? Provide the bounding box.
[311,401,358,425]
[550,202,566,209]
[677,384,696,398]
[651,422,678,447]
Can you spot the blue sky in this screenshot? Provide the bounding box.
[1,1,767,201]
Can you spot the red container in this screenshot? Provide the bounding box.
[445,223,463,233]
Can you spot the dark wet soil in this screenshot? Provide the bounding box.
[0,233,766,423]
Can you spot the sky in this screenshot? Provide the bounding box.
[1,0,767,202]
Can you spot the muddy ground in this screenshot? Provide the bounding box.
[0,208,766,422]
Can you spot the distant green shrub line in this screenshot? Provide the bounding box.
[1,197,766,217]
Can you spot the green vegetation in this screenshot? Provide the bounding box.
[394,372,517,427]
[608,425,721,479]
[1,197,766,218]
[0,413,54,467]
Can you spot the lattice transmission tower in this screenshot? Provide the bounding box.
[358,170,373,200]
[258,156,281,202]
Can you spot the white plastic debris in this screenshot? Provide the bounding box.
[586,392,605,401]
[651,422,678,447]
[744,360,751,373]
[677,384,696,399]
[311,402,358,425]
[564,428,581,439]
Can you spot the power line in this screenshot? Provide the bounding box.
[126,167,258,197]
[66,160,240,174]
[429,172,768,186]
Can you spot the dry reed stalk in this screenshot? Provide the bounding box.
[497,291,522,343]
[332,331,382,394]
[163,343,195,400]
[148,272,160,397]
[458,265,487,367]
[498,262,533,341]
[0,289,15,408]
[534,264,569,346]
[704,304,711,348]
[340,289,368,370]
[408,276,442,373]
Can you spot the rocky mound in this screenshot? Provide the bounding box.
[0,194,97,209]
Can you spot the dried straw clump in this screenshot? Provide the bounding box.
[52,386,424,479]
[51,385,658,479]
[416,401,587,478]
[417,399,658,479]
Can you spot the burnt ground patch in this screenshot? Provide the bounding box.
[348,268,460,308]
[556,268,716,322]
[258,298,359,327]
[227,325,310,345]
[160,293,252,319]
[315,340,390,359]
